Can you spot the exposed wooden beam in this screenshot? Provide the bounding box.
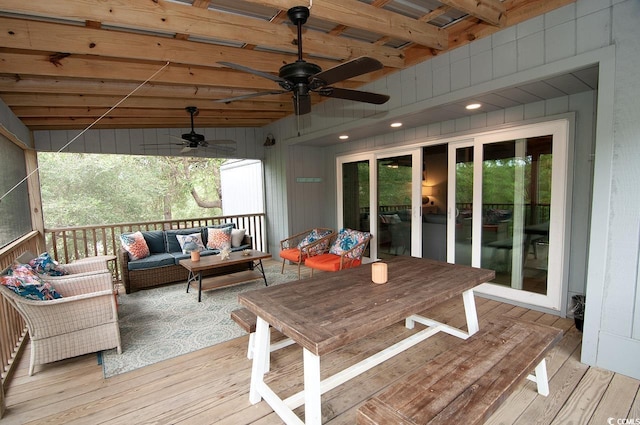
[0,52,292,92]
[0,76,292,102]
[1,93,294,111]
[0,0,405,67]
[0,17,357,77]
[22,116,274,129]
[10,107,289,120]
[439,0,506,27]
[241,0,447,50]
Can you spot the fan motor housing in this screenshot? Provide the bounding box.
[182,131,205,143]
[279,61,322,85]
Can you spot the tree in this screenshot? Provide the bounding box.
[38,152,226,227]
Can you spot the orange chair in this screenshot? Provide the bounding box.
[304,228,372,276]
[279,228,334,279]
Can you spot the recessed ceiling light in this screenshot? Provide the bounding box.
[339,135,349,140]
[390,122,403,128]
[465,103,482,110]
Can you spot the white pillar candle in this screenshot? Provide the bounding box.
[371,262,388,284]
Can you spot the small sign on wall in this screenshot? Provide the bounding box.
[296,177,323,183]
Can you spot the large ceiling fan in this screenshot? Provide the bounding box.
[144,106,236,154]
[216,6,390,115]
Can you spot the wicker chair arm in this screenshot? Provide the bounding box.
[337,235,372,269]
[64,259,110,274]
[302,233,337,257]
[280,229,314,250]
[45,271,114,296]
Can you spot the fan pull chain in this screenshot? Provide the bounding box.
[0,61,171,203]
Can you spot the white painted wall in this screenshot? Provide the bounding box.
[220,159,264,215]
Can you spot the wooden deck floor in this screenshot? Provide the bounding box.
[2,267,639,424]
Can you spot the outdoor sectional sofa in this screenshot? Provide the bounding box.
[119,224,252,293]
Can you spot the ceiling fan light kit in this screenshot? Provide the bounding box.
[217,6,390,116]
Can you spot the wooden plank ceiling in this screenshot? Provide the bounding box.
[0,0,573,131]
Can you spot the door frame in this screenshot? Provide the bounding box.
[447,119,572,312]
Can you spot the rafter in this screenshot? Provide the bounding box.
[0,0,405,67]
[439,0,506,26]
[241,0,447,50]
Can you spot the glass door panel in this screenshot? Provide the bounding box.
[453,146,474,266]
[376,155,412,258]
[342,160,371,258]
[481,137,552,295]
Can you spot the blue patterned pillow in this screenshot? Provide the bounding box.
[329,229,371,259]
[28,252,68,276]
[1,264,63,300]
[297,229,330,249]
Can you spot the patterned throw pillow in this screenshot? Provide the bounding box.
[1,264,63,300]
[297,229,332,255]
[329,228,371,259]
[176,233,206,253]
[28,252,68,276]
[207,227,232,250]
[120,231,150,261]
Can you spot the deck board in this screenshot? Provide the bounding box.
[2,261,639,425]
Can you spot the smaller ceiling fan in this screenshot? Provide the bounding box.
[216,6,390,115]
[142,106,236,154]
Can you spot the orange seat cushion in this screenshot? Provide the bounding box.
[304,253,362,272]
[280,248,305,263]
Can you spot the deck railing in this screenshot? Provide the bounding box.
[0,231,44,411]
[44,213,267,283]
[0,213,266,408]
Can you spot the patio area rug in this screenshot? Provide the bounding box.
[100,262,299,378]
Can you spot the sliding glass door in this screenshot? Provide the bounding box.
[447,120,569,311]
[338,149,421,261]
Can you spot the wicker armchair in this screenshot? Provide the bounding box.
[15,251,111,280]
[304,229,372,276]
[0,271,121,375]
[279,228,334,279]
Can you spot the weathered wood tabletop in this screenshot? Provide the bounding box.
[239,256,495,356]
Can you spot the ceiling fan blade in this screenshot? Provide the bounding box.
[214,90,288,104]
[218,61,285,83]
[203,145,236,153]
[141,142,184,147]
[293,94,312,115]
[310,57,384,88]
[319,87,390,105]
[180,146,193,154]
[203,139,236,145]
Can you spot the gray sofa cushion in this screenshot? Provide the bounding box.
[142,230,166,254]
[127,253,175,271]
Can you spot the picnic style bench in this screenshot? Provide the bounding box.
[357,318,563,425]
[230,308,294,359]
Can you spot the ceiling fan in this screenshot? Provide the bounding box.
[216,6,390,115]
[144,106,236,154]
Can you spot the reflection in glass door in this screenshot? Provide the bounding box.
[376,155,412,258]
[480,137,553,294]
[341,160,371,258]
[454,146,474,266]
[448,120,568,311]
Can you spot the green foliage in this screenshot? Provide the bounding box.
[38,152,225,227]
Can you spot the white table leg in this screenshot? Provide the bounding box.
[303,348,322,425]
[249,316,270,404]
[527,358,550,396]
[462,289,479,336]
